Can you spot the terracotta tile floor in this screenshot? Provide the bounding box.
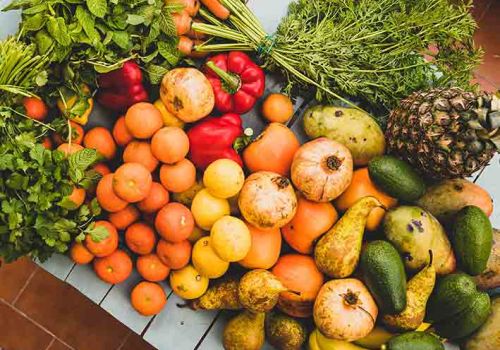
[0,1,499,349]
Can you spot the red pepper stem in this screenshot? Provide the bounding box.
[206,61,241,94]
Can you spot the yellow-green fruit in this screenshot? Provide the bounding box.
[265,312,306,350]
[210,216,251,262]
[192,237,229,278]
[190,278,242,311]
[203,159,245,199]
[191,189,230,230]
[354,326,395,349]
[172,179,204,207]
[238,269,287,313]
[310,329,369,350]
[223,310,265,350]
[169,264,209,300]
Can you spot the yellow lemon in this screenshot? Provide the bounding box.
[203,159,245,199]
[191,189,230,230]
[192,237,229,278]
[154,99,185,128]
[210,216,251,262]
[169,264,209,300]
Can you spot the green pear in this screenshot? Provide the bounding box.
[238,269,287,313]
[265,312,306,350]
[190,278,242,310]
[382,255,436,331]
[315,196,382,278]
[223,310,265,350]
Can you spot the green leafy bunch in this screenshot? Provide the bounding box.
[272,0,482,115]
[3,0,182,90]
[0,107,103,262]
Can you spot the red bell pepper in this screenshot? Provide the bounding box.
[187,113,248,170]
[204,51,265,115]
[97,61,149,112]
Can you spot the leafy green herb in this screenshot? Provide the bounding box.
[3,0,182,99]
[0,107,101,262]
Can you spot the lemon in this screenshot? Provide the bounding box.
[191,189,230,230]
[203,159,245,199]
[192,237,229,278]
[210,216,251,262]
[169,264,209,300]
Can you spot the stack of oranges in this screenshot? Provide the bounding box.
[69,101,197,317]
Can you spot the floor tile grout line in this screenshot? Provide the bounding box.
[0,298,76,350]
[12,264,38,306]
[116,331,133,350]
[44,337,56,350]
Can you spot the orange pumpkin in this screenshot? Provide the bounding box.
[282,194,338,254]
[239,223,282,269]
[272,254,324,318]
[334,168,397,231]
[243,123,300,176]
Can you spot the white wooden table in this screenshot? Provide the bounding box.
[1,1,498,349]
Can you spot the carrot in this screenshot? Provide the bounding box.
[178,36,194,56]
[187,19,207,40]
[188,40,209,58]
[167,0,200,17]
[200,0,230,20]
[173,10,193,35]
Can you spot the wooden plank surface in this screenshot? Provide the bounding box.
[65,264,112,304]
[35,255,75,281]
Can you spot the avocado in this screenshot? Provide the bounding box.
[382,332,444,350]
[368,155,426,202]
[434,291,492,340]
[453,205,493,276]
[360,240,407,314]
[426,273,479,323]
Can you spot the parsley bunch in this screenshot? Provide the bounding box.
[0,108,103,262]
[3,0,181,91]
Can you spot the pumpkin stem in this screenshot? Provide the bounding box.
[273,176,290,189]
[326,155,342,171]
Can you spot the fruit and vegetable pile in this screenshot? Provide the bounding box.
[1,0,499,349]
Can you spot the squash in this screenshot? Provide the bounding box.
[291,138,353,202]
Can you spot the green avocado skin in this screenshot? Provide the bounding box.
[360,240,407,314]
[385,332,444,350]
[453,206,493,276]
[368,155,426,202]
[426,273,479,323]
[434,291,491,340]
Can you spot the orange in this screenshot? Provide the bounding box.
[156,239,191,270]
[85,221,119,257]
[94,250,133,284]
[125,222,157,255]
[53,121,85,145]
[137,182,170,213]
[83,126,117,160]
[239,224,282,270]
[112,116,134,146]
[70,243,94,264]
[282,195,338,254]
[93,163,111,176]
[159,159,196,193]
[125,102,163,139]
[136,254,170,282]
[123,141,159,173]
[261,93,294,124]
[108,205,140,230]
[131,281,167,316]
[66,187,86,209]
[113,163,153,203]
[155,203,194,242]
[23,97,48,121]
[57,143,84,156]
[151,127,189,164]
[334,168,398,231]
[96,173,128,213]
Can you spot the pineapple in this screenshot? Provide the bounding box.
[386,88,500,180]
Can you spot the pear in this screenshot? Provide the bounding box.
[382,253,436,331]
[238,269,287,313]
[265,312,306,350]
[315,196,382,278]
[223,310,265,350]
[190,278,242,310]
